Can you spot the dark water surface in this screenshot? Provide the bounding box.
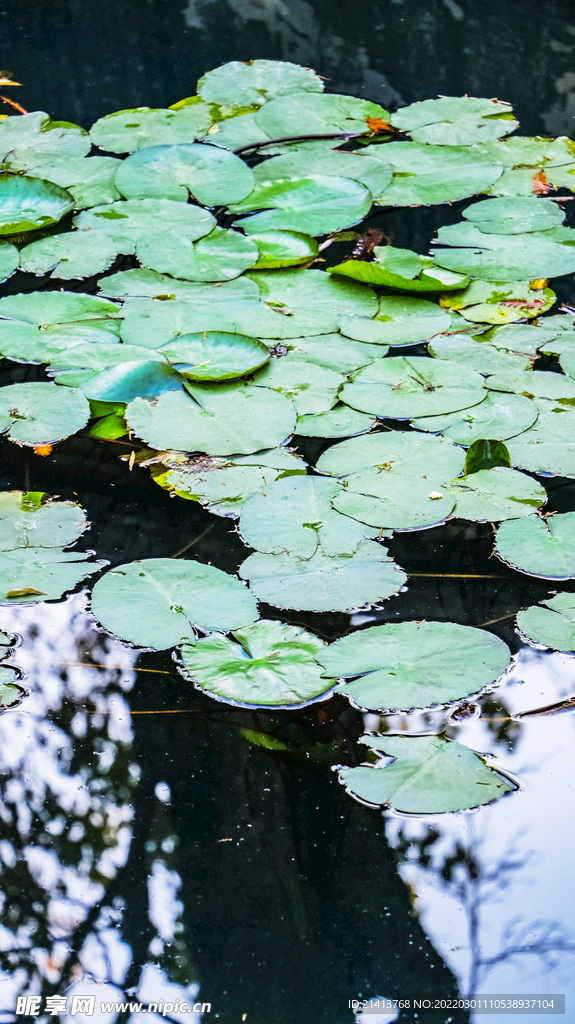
[1,2,575,1022]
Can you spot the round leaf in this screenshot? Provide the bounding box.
[0,173,74,234]
[0,382,90,445]
[0,492,87,550]
[247,267,377,318]
[330,249,469,294]
[250,357,344,416]
[445,467,546,522]
[506,403,575,478]
[0,290,119,326]
[74,198,216,252]
[296,404,376,438]
[364,142,503,206]
[463,196,564,234]
[495,513,575,579]
[517,594,575,652]
[197,60,324,106]
[137,226,258,282]
[413,392,538,444]
[115,143,255,206]
[248,230,319,269]
[252,143,393,196]
[432,222,575,281]
[341,356,486,418]
[160,331,269,380]
[19,230,118,280]
[90,105,214,154]
[0,547,101,604]
[0,241,18,283]
[255,92,390,139]
[486,369,575,401]
[91,557,258,649]
[0,321,121,365]
[316,429,465,481]
[428,334,532,374]
[392,96,517,146]
[334,471,455,531]
[230,175,372,236]
[339,296,450,346]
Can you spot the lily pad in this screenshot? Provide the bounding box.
[250,357,344,415]
[473,136,575,197]
[29,154,123,210]
[428,334,531,374]
[296,405,376,438]
[19,230,118,280]
[74,198,216,252]
[230,174,372,236]
[0,320,121,365]
[90,105,215,153]
[252,143,393,195]
[0,111,90,165]
[340,356,486,418]
[413,391,537,443]
[239,476,379,558]
[161,331,269,380]
[462,196,564,234]
[0,671,25,708]
[315,429,465,481]
[442,279,556,326]
[432,222,575,281]
[55,360,183,403]
[338,734,513,813]
[197,60,324,107]
[91,557,259,649]
[0,547,102,604]
[0,382,90,445]
[200,112,272,153]
[495,513,575,579]
[339,296,451,346]
[247,267,377,318]
[333,471,456,531]
[0,290,119,326]
[445,467,546,522]
[0,241,18,283]
[115,143,254,206]
[486,369,575,401]
[506,402,575,478]
[391,96,517,146]
[179,619,335,708]
[364,142,503,206]
[0,173,74,234]
[126,383,296,455]
[517,593,575,651]
[0,491,87,549]
[317,620,511,712]
[248,230,319,269]
[255,92,390,139]
[489,323,560,356]
[284,334,382,374]
[329,248,469,294]
[239,541,407,612]
[137,226,258,282]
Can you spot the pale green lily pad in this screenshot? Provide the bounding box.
[0,321,121,365]
[0,547,102,604]
[90,105,215,153]
[247,267,377,318]
[157,448,306,516]
[364,142,503,206]
[250,357,344,416]
[338,734,513,813]
[340,356,486,418]
[486,369,575,401]
[161,331,269,380]
[74,198,216,253]
[333,471,455,531]
[0,382,90,445]
[489,323,560,356]
[91,557,258,649]
[0,491,88,550]
[255,92,389,139]
[137,226,258,282]
[517,594,575,651]
[340,295,451,346]
[442,279,556,325]
[239,476,379,558]
[119,298,239,346]
[252,143,393,195]
[413,392,538,444]
[202,113,272,152]
[19,230,118,280]
[126,383,296,455]
[296,405,376,437]
[558,349,575,380]
[0,111,90,165]
[316,429,465,480]
[495,513,575,578]
[432,222,575,281]
[462,196,564,234]
[115,142,254,206]
[197,60,324,106]
[0,670,25,707]
[473,136,575,197]
[329,248,469,294]
[392,96,517,146]
[428,334,531,374]
[104,270,258,301]
[56,360,182,403]
[0,173,74,234]
[318,620,511,712]
[46,343,164,370]
[239,541,406,612]
[0,290,119,326]
[445,467,546,522]
[30,154,123,209]
[284,334,383,373]
[179,619,335,708]
[248,230,318,269]
[230,175,372,236]
[0,241,18,283]
[506,402,575,478]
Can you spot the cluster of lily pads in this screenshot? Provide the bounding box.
[2,58,575,812]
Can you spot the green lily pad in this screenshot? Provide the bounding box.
[0,290,119,326]
[28,154,123,210]
[316,429,465,480]
[317,620,511,712]
[489,323,560,356]
[0,547,102,604]
[462,196,564,234]
[391,96,517,146]
[442,279,556,326]
[495,512,575,578]
[284,334,383,374]
[45,341,164,370]
[197,60,324,107]
[338,734,513,813]
[19,230,118,280]
[239,476,379,558]
[0,111,90,165]
[473,136,575,197]
[250,357,344,415]
[179,619,335,708]
[248,230,319,269]
[432,222,575,281]
[0,670,25,708]
[230,175,372,236]
[558,348,575,380]
[247,267,377,318]
[329,248,470,294]
[57,360,183,403]
[363,142,503,206]
[161,331,269,380]
[517,593,575,651]
[90,105,215,153]
[0,382,90,445]
[0,320,121,365]
[252,142,393,196]
[74,198,216,253]
[115,142,254,206]
[119,298,239,346]
[137,226,258,282]
[428,334,532,374]
[486,369,575,401]
[445,467,546,522]
[340,356,486,418]
[0,241,18,283]
[296,405,376,438]
[413,392,537,444]
[201,113,272,152]
[0,491,87,549]
[91,557,259,649]
[126,383,296,455]
[255,92,390,139]
[333,471,456,531]
[239,540,407,612]
[0,173,74,234]
[506,402,575,478]
[339,295,451,346]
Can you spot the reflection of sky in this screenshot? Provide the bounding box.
[0,594,201,1024]
[384,646,575,1024]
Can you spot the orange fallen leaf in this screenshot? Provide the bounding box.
[533,170,551,195]
[217,838,233,842]
[33,444,52,457]
[6,588,46,599]
[366,116,393,134]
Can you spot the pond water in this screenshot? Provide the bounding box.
[1,2,575,1023]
